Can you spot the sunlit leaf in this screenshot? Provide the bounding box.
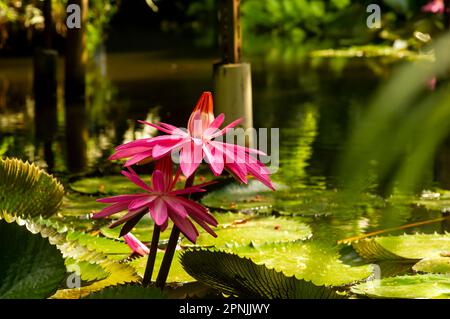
[351,274,450,299]
[0,158,64,218]
[181,249,345,299]
[413,257,450,274]
[182,214,312,248]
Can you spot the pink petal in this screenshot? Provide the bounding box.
[158,122,188,136]
[151,170,166,192]
[164,197,188,218]
[124,150,153,167]
[121,170,153,192]
[93,202,129,219]
[115,139,154,151]
[225,162,248,184]
[110,146,152,160]
[152,139,187,159]
[96,194,147,204]
[203,113,225,136]
[203,143,224,176]
[138,120,177,135]
[129,195,157,210]
[150,198,168,226]
[210,118,242,138]
[178,197,218,226]
[109,208,147,228]
[180,142,203,177]
[188,92,214,137]
[170,212,198,243]
[124,233,149,256]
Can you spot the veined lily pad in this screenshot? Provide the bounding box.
[353,233,450,261]
[100,214,173,242]
[201,181,276,212]
[351,274,450,299]
[182,213,312,248]
[129,251,195,283]
[415,190,450,213]
[59,193,106,217]
[83,285,166,299]
[181,249,346,299]
[233,241,372,286]
[65,232,131,261]
[70,175,142,195]
[201,180,384,217]
[65,258,109,282]
[413,257,450,274]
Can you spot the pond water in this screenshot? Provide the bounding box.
[1,39,449,274]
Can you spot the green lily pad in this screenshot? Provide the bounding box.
[201,181,276,212]
[351,274,450,299]
[415,190,450,213]
[129,251,195,283]
[65,258,109,282]
[181,249,346,299]
[182,214,312,248]
[232,241,372,286]
[65,232,131,261]
[83,285,166,299]
[352,233,450,261]
[70,176,142,195]
[413,257,450,274]
[201,180,384,217]
[100,215,173,242]
[60,193,106,217]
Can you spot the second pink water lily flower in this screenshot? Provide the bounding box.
[110,92,275,190]
[422,0,445,13]
[93,162,218,243]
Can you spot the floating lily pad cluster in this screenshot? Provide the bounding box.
[349,233,450,298]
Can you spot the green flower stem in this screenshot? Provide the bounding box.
[156,173,196,289]
[142,225,160,286]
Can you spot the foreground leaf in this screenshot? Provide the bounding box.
[351,274,450,299]
[0,221,66,299]
[181,249,345,299]
[413,257,450,274]
[353,234,450,261]
[83,285,166,299]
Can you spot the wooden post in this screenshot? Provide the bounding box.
[214,0,253,144]
[43,0,53,49]
[65,0,88,102]
[218,0,242,64]
[34,0,57,106]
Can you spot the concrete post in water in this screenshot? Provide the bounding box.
[214,0,253,142]
[65,0,88,102]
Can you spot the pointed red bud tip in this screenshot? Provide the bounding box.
[188,91,215,136]
[194,91,214,116]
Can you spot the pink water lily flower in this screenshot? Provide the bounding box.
[422,0,445,13]
[124,233,149,256]
[110,92,275,190]
[93,160,218,243]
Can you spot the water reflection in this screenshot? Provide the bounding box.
[0,47,449,239]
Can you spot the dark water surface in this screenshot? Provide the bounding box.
[1,44,449,248]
